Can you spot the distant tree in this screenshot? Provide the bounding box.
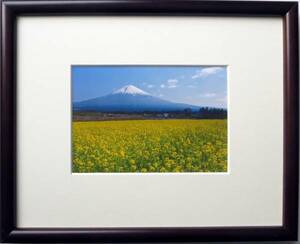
[183,108,192,115]
[198,107,227,119]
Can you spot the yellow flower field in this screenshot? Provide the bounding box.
[72,119,227,173]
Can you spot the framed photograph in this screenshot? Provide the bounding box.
[72,65,228,173]
[0,0,298,242]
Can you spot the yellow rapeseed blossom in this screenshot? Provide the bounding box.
[72,119,227,173]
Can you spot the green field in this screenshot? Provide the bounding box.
[72,119,227,173]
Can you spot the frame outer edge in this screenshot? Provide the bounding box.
[283,2,299,241]
[1,0,299,243]
[0,0,3,240]
[1,0,16,243]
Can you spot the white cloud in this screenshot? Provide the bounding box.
[200,93,217,98]
[166,79,178,88]
[216,96,227,102]
[147,84,154,88]
[167,79,178,84]
[192,67,223,79]
[160,84,165,88]
[188,85,196,88]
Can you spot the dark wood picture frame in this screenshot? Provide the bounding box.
[0,0,299,242]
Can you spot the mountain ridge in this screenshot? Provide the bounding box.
[73,85,201,112]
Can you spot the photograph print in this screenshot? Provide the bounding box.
[72,66,227,173]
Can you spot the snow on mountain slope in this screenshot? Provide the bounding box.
[112,85,150,96]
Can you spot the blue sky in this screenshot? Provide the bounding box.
[72,66,227,108]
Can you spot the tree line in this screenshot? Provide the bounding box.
[182,107,226,119]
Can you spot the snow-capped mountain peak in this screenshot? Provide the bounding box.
[112,85,150,96]
[74,84,201,112]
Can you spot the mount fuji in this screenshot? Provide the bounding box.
[73,85,200,112]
